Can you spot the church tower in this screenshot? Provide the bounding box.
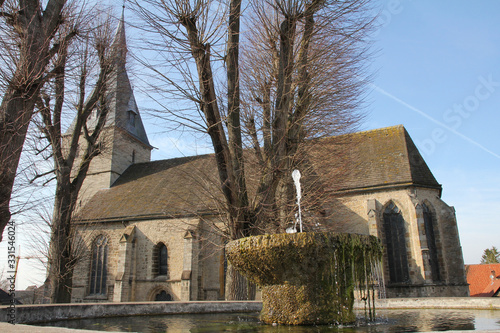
[71,12,153,208]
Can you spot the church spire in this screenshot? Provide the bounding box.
[107,9,151,148]
[66,8,151,148]
[111,6,127,69]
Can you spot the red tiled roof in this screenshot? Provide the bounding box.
[465,264,500,297]
[482,279,500,297]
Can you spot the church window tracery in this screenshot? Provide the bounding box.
[89,235,108,295]
[154,290,172,301]
[422,203,441,282]
[383,202,410,284]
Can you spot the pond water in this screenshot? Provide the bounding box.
[34,309,500,332]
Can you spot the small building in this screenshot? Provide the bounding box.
[68,16,469,303]
[465,264,500,297]
[15,285,46,304]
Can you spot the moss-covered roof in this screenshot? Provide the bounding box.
[76,125,440,222]
[328,125,440,192]
[75,154,220,222]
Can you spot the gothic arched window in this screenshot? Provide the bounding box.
[383,202,410,283]
[89,235,108,295]
[153,243,168,277]
[423,203,441,282]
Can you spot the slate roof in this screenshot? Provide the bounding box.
[465,263,500,297]
[76,125,441,222]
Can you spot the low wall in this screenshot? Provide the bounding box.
[367,297,500,310]
[0,301,262,324]
[2,298,500,324]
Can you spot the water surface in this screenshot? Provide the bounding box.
[35,309,500,332]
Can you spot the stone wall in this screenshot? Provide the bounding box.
[0,301,262,324]
[109,128,151,185]
[326,185,469,297]
[71,217,225,303]
[72,184,468,302]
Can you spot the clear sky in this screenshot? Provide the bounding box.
[2,0,499,290]
[364,0,500,264]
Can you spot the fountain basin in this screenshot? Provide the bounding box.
[226,232,383,325]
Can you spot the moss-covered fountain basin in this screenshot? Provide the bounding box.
[226,232,383,325]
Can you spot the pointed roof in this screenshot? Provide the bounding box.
[66,11,151,149]
[75,126,442,222]
[106,10,151,147]
[321,125,441,193]
[111,8,127,66]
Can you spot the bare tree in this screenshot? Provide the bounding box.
[31,7,117,303]
[240,0,373,231]
[0,0,71,241]
[131,0,374,299]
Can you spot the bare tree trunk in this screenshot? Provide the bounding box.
[225,263,255,300]
[48,177,76,303]
[226,0,251,240]
[0,89,37,238]
[253,14,297,228]
[0,0,67,241]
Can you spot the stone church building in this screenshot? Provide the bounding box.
[69,17,469,303]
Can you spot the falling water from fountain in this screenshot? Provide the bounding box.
[291,169,303,233]
[287,169,303,234]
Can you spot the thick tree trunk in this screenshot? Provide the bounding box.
[225,263,255,300]
[47,112,107,303]
[0,87,38,240]
[48,170,78,303]
[180,0,253,298]
[0,0,67,241]
[226,0,250,239]
[253,16,298,230]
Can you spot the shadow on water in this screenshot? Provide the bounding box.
[34,309,500,333]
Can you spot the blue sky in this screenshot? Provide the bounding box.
[2,0,499,290]
[365,0,500,264]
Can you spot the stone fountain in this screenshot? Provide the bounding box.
[226,171,383,325]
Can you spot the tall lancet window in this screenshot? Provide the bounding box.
[423,203,441,282]
[383,202,410,283]
[159,244,168,276]
[89,235,108,295]
[153,243,168,277]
